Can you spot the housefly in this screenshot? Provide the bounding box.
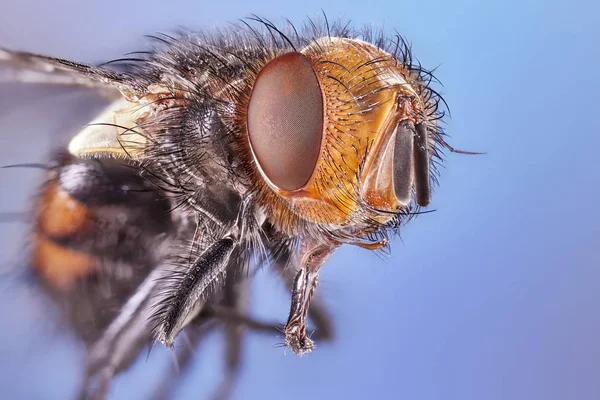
[0,15,470,399]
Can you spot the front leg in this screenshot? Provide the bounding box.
[284,241,339,355]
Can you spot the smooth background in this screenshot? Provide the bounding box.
[0,1,598,399]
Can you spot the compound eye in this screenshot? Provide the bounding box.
[247,52,324,191]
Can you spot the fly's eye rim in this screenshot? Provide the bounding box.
[247,52,324,192]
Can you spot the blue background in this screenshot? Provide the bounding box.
[0,0,598,399]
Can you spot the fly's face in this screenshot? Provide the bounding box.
[240,37,437,231]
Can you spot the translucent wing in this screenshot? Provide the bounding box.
[0,47,135,98]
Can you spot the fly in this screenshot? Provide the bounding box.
[0,16,475,399]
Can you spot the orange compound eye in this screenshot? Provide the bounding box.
[247,52,324,191]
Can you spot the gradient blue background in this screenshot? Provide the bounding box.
[0,0,598,399]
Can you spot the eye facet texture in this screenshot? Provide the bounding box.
[247,52,323,191]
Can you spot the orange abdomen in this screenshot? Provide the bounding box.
[32,177,98,290]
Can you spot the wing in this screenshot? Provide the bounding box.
[0,47,135,97]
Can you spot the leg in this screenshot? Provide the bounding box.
[212,274,247,400]
[148,274,280,400]
[271,240,336,352]
[148,316,219,400]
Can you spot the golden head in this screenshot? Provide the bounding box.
[240,36,439,232]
